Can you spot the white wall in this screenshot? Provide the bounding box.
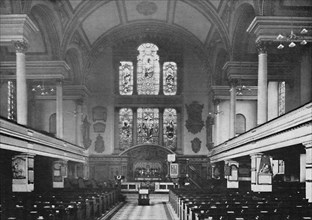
[182,45,210,155]
[216,99,257,145]
[236,100,257,132]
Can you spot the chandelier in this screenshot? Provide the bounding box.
[236,85,252,96]
[276,28,308,49]
[229,79,252,96]
[31,81,55,96]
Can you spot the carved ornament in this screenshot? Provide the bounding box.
[256,41,267,54]
[136,0,157,16]
[13,40,29,53]
[191,137,202,153]
[185,101,204,134]
[94,134,105,153]
[82,116,92,149]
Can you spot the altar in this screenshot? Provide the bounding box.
[120,144,174,182]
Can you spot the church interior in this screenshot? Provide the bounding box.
[0,0,312,219]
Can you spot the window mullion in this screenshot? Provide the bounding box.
[133,107,138,145]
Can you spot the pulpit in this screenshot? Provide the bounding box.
[138,188,150,205]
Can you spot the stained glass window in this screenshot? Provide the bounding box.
[8,80,16,120]
[137,43,160,95]
[119,61,133,95]
[278,81,286,116]
[119,108,133,150]
[163,108,177,151]
[163,62,177,95]
[137,108,159,144]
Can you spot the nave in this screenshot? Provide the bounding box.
[103,194,178,220]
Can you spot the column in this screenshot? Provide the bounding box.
[52,160,68,188]
[267,81,279,120]
[303,141,312,202]
[159,108,164,145]
[225,160,239,189]
[256,42,268,125]
[250,153,272,192]
[229,82,237,138]
[211,163,217,179]
[300,48,312,104]
[75,99,83,145]
[14,40,29,125]
[133,107,138,145]
[214,99,221,145]
[56,80,63,139]
[12,153,35,192]
[133,63,138,95]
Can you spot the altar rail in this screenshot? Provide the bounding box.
[0,117,87,163]
[121,182,174,193]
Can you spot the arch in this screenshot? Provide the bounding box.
[213,48,230,85]
[65,47,83,84]
[235,113,246,135]
[119,144,175,156]
[85,21,208,76]
[230,3,256,60]
[29,4,62,59]
[49,113,56,135]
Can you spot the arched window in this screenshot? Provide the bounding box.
[163,62,177,95]
[117,43,179,152]
[119,108,133,151]
[163,108,177,150]
[235,114,246,135]
[49,113,56,135]
[137,43,160,95]
[119,61,133,95]
[137,108,159,144]
[118,43,177,96]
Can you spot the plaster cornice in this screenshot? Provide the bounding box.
[247,16,312,43]
[222,61,293,81]
[0,61,70,79]
[0,14,39,46]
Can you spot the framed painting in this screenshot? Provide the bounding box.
[170,163,179,178]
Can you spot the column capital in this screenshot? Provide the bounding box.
[75,98,84,106]
[56,79,63,85]
[13,40,29,53]
[256,41,267,54]
[303,141,312,149]
[250,153,263,158]
[213,99,221,105]
[229,79,239,87]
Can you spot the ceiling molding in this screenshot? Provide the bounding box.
[247,16,312,43]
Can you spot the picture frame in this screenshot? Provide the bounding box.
[170,163,179,178]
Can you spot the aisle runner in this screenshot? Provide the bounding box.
[109,201,173,220]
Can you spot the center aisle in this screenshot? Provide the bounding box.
[103,194,178,220]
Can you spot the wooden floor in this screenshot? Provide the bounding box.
[102,194,178,220]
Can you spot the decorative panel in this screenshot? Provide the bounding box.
[137,108,159,144]
[163,62,177,95]
[163,108,177,151]
[119,108,133,151]
[137,43,160,95]
[119,61,133,95]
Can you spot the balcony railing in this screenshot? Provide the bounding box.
[0,117,87,162]
[210,102,312,162]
